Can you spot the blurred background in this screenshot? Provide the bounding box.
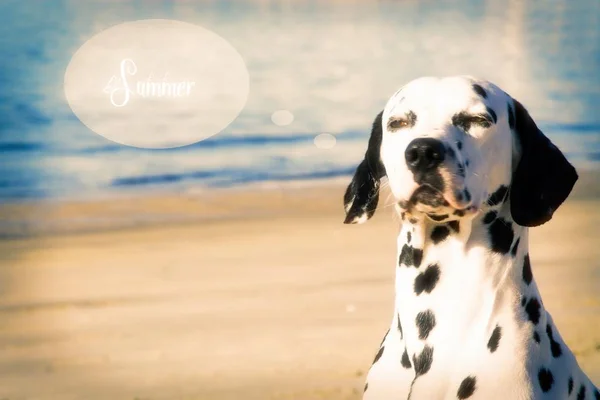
[0,0,599,202]
[0,1,599,399]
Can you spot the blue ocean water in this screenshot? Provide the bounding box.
[0,0,599,201]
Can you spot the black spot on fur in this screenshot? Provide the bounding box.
[577,384,586,400]
[414,264,441,295]
[463,189,471,202]
[508,103,515,130]
[483,211,497,224]
[487,185,509,206]
[457,141,463,150]
[399,244,423,268]
[524,297,542,325]
[522,254,533,285]
[406,111,417,127]
[457,163,465,177]
[401,212,406,220]
[487,325,502,353]
[533,331,541,343]
[488,218,514,254]
[373,346,384,364]
[378,329,389,348]
[538,368,554,393]
[407,231,412,243]
[454,209,465,217]
[412,346,434,376]
[465,159,470,167]
[521,297,527,307]
[546,324,562,358]
[457,376,477,399]
[416,310,436,340]
[447,146,456,159]
[486,106,498,124]
[401,348,412,368]
[409,217,418,224]
[511,238,520,257]
[594,388,600,400]
[364,382,368,393]
[568,377,573,395]
[398,313,403,339]
[448,220,460,233]
[455,191,464,202]
[472,84,487,99]
[429,214,449,222]
[431,225,450,244]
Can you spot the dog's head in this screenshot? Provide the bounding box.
[343,76,577,227]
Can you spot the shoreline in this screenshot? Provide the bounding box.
[0,170,598,240]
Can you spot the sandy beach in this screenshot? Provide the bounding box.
[0,172,599,400]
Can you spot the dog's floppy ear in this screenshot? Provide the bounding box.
[343,111,386,224]
[510,99,578,227]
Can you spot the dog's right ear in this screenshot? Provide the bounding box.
[509,99,578,227]
[343,111,386,224]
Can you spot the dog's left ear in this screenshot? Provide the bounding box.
[510,99,578,227]
[343,111,386,224]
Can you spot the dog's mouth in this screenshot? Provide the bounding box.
[398,184,477,219]
[400,185,447,209]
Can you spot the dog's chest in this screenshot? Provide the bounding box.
[393,219,523,372]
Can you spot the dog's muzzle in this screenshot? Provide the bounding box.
[403,138,448,208]
[399,138,475,216]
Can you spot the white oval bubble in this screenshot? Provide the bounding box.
[271,110,294,126]
[314,133,337,149]
[64,19,250,149]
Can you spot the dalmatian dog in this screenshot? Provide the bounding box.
[343,76,599,399]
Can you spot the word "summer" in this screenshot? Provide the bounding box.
[103,59,196,107]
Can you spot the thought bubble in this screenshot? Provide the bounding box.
[64,19,249,149]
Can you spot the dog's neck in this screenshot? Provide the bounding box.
[394,199,545,359]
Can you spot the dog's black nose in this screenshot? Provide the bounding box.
[405,138,446,173]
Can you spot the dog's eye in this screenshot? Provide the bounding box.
[452,112,494,133]
[470,115,492,128]
[388,118,409,130]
